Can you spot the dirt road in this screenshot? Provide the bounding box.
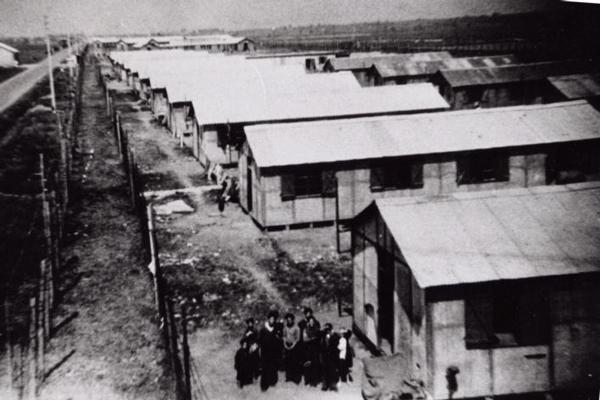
[0,49,69,114]
[40,54,171,400]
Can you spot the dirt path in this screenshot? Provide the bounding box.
[237,251,290,309]
[158,190,292,312]
[40,54,171,400]
[121,109,200,190]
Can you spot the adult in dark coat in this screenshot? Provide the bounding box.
[234,339,254,388]
[258,311,282,391]
[299,314,321,386]
[243,318,260,381]
[274,317,285,370]
[320,323,341,391]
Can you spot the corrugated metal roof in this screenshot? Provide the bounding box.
[110,49,219,65]
[326,51,452,71]
[245,100,600,168]
[0,41,19,53]
[165,68,359,103]
[440,59,600,87]
[111,50,359,103]
[374,55,518,78]
[193,82,448,126]
[548,73,600,99]
[246,51,343,59]
[372,183,600,288]
[111,51,446,124]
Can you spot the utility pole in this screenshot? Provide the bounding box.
[39,154,52,258]
[44,15,57,111]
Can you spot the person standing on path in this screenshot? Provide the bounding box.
[338,328,353,383]
[283,313,302,384]
[235,339,254,388]
[243,317,260,381]
[299,314,321,386]
[258,310,282,391]
[217,193,226,215]
[320,323,341,391]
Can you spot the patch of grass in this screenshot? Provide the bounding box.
[0,67,25,83]
[16,45,48,64]
[0,66,76,340]
[141,171,185,191]
[259,238,352,308]
[161,253,272,332]
[0,67,74,138]
[0,70,74,194]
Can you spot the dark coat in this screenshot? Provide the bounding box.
[235,348,253,387]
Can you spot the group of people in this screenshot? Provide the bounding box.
[234,307,354,392]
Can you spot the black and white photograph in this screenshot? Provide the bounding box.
[0,0,599,399]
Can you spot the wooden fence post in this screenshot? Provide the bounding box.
[40,260,51,337]
[121,129,129,167]
[3,300,15,396]
[40,155,51,259]
[167,299,183,400]
[147,205,169,352]
[46,258,54,313]
[116,112,122,156]
[128,149,136,207]
[50,191,60,291]
[27,297,37,400]
[36,288,45,392]
[60,137,69,209]
[181,305,192,400]
[147,206,159,310]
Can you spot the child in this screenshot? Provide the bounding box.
[338,328,354,383]
[234,338,253,388]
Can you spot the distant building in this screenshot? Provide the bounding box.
[90,36,122,51]
[91,34,256,53]
[366,54,519,87]
[0,42,19,67]
[434,60,600,109]
[132,38,164,51]
[114,39,131,52]
[241,101,600,229]
[323,52,452,86]
[168,35,255,52]
[351,184,600,399]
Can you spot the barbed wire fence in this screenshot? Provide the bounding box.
[1,55,84,399]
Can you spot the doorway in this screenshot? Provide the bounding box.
[378,250,394,352]
[246,166,253,212]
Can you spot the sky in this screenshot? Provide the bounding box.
[0,0,555,37]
